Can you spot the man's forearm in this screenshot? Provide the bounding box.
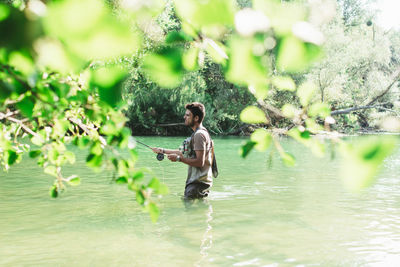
[180,157,204,168]
[152,147,181,155]
[164,148,180,155]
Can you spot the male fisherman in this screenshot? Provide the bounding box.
[152,102,215,199]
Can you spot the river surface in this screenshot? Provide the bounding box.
[1,136,400,266]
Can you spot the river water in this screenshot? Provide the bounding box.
[1,136,400,266]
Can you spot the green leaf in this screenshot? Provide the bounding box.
[118,127,132,149]
[254,0,306,36]
[308,103,331,118]
[16,96,34,119]
[276,36,307,73]
[250,128,272,151]
[136,190,145,205]
[44,166,57,177]
[29,150,42,158]
[86,153,102,168]
[100,121,118,135]
[340,137,396,192]
[297,81,317,107]
[300,131,311,139]
[142,47,184,88]
[181,21,198,38]
[64,151,76,164]
[0,81,12,101]
[281,152,295,167]
[53,119,70,138]
[9,52,34,76]
[272,76,296,91]
[37,156,45,167]
[174,0,235,32]
[91,65,127,88]
[48,147,60,164]
[75,136,91,148]
[305,118,323,133]
[0,4,10,21]
[128,181,138,192]
[31,135,44,146]
[182,47,199,71]
[90,141,103,156]
[148,177,169,195]
[117,159,129,177]
[44,0,141,63]
[239,140,256,158]
[248,84,269,100]
[132,170,145,181]
[225,36,268,87]
[49,184,58,198]
[165,31,193,44]
[34,39,76,74]
[67,175,81,186]
[206,39,228,64]
[148,202,160,223]
[130,149,139,161]
[281,104,297,119]
[116,176,128,184]
[51,82,70,99]
[6,150,18,165]
[288,127,325,157]
[288,128,309,143]
[91,65,127,106]
[240,106,267,124]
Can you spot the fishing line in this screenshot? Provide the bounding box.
[136,139,166,183]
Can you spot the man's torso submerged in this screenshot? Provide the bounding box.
[182,127,213,186]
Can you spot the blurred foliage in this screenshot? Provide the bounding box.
[1,0,399,222]
[0,0,167,221]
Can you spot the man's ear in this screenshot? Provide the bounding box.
[194,115,199,123]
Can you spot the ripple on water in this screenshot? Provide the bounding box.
[1,137,400,266]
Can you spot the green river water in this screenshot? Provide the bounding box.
[1,136,400,266]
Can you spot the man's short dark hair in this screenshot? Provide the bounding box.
[185,102,206,123]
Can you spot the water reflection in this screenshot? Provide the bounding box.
[183,199,214,266]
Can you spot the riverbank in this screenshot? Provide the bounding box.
[129,122,398,137]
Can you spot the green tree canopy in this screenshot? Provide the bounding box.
[1,0,399,221]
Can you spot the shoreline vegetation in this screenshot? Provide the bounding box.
[129,122,397,137]
[1,0,399,220]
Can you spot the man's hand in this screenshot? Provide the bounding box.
[167,154,179,162]
[151,147,163,154]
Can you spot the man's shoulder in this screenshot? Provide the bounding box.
[194,128,210,139]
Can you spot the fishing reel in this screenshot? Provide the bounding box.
[156,153,164,161]
[135,140,165,161]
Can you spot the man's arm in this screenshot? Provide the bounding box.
[168,150,205,167]
[152,147,181,155]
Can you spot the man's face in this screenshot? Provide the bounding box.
[184,109,195,127]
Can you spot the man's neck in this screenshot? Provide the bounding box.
[191,123,202,132]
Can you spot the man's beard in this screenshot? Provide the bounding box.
[186,119,195,127]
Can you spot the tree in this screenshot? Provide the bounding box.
[304,0,400,132]
[1,0,398,222]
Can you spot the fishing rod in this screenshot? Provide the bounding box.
[136,140,164,161]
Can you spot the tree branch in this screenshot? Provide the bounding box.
[67,117,107,146]
[330,105,394,116]
[257,100,285,120]
[0,111,42,139]
[0,64,31,92]
[155,123,185,127]
[366,69,400,106]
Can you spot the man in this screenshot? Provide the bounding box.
[152,102,214,199]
